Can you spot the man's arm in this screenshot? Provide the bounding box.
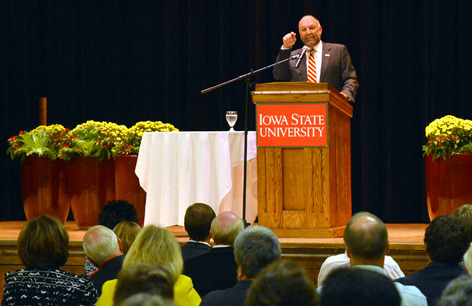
[273,32,297,81]
[273,48,293,81]
[339,45,359,102]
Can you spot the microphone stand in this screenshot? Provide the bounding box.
[201,54,300,224]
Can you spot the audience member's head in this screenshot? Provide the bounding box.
[83,225,122,268]
[99,200,139,230]
[113,221,141,254]
[184,203,216,242]
[437,275,472,306]
[453,204,472,244]
[18,215,69,269]
[118,293,176,306]
[211,211,245,245]
[114,264,174,306]
[320,267,401,306]
[123,225,183,282]
[245,259,318,306]
[424,215,468,265]
[234,226,281,279]
[343,212,388,265]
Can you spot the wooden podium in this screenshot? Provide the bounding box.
[252,82,352,238]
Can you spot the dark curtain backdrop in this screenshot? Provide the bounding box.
[1,1,471,223]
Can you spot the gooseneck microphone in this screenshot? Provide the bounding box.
[294,46,310,68]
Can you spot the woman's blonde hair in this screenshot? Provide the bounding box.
[113,221,142,254]
[123,225,183,281]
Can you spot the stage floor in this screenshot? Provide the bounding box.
[0,221,430,296]
[0,221,428,246]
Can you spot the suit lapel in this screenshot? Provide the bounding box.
[320,43,331,81]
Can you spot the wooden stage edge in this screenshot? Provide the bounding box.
[0,221,430,296]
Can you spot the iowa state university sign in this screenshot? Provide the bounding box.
[256,103,328,147]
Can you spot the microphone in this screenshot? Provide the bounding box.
[294,46,310,68]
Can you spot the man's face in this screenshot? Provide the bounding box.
[298,16,322,48]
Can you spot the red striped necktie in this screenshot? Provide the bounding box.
[307,49,317,83]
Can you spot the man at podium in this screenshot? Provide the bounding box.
[273,15,359,102]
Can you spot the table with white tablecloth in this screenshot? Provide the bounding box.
[135,131,258,226]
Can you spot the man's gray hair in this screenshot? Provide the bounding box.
[234,226,281,278]
[438,275,472,305]
[83,225,120,266]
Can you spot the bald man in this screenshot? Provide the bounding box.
[183,211,245,297]
[317,212,427,306]
[273,15,359,102]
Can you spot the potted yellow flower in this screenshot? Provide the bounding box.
[63,120,127,228]
[114,121,179,226]
[423,115,472,220]
[6,125,70,223]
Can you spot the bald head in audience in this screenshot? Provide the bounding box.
[83,225,123,269]
[211,211,245,245]
[343,212,389,267]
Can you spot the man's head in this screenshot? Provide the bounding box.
[211,211,245,245]
[245,259,318,306]
[298,15,322,49]
[320,267,401,306]
[343,212,388,265]
[99,199,139,230]
[234,226,281,279]
[438,275,472,306]
[83,225,122,268]
[184,203,216,241]
[114,264,174,306]
[424,215,468,265]
[453,204,472,244]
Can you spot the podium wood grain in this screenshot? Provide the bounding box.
[253,83,352,237]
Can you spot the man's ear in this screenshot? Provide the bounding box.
[385,242,390,255]
[346,248,351,258]
[237,266,244,280]
[117,237,123,253]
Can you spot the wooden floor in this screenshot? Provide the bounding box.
[0,221,430,297]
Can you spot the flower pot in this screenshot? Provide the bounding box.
[115,155,146,226]
[425,153,472,220]
[21,156,70,223]
[67,156,116,228]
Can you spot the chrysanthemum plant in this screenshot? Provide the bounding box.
[59,120,127,161]
[7,124,68,161]
[113,121,179,156]
[422,115,472,160]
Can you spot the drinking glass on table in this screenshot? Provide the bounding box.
[226,111,238,132]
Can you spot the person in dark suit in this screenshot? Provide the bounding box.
[201,226,282,306]
[184,211,245,297]
[273,15,359,102]
[181,203,216,261]
[396,215,469,305]
[83,225,125,296]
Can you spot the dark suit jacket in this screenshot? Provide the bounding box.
[395,262,466,305]
[89,254,125,295]
[181,241,211,261]
[273,42,359,101]
[200,280,252,306]
[183,246,238,297]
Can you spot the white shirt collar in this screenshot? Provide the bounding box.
[188,240,210,247]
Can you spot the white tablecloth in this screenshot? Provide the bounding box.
[135,131,258,226]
